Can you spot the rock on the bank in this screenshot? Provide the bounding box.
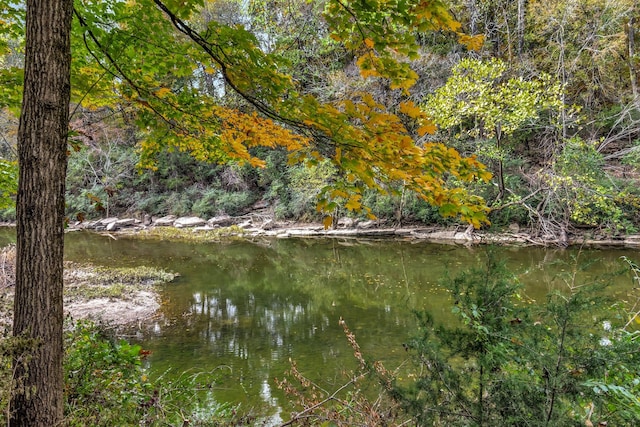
[261,219,277,230]
[357,220,376,229]
[337,217,357,228]
[174,216,207,228]
[116,218,136,227]
[106,218,137,231]
[208,215,234,227]
[99,217,119,226]
[154,215,177,226]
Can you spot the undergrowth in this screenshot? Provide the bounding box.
[1,320,253,426]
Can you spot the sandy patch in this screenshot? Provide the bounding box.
[65,291,160,326]
[0,245,176,332]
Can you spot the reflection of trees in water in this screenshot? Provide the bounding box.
[26,230,638,418]
[189,291,329,361]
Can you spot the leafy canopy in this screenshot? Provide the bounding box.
[1,0,491,226]
[425,57,563,139]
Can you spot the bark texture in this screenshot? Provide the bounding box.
[10,0,73,425]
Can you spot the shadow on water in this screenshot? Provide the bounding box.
[0,228,637,421]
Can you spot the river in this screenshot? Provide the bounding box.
[1,229,636,423]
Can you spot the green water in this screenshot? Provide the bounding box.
[0,229,637,422]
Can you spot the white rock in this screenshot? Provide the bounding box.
[357,220,376,229]
[174,216,206,228]
[115,218,136,227]
[337,217,356,227]
[208,215,234,226]
[99,217,119,225]
[154,215,177,226]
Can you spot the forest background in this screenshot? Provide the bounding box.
[2,1,640,425]
[1,0,640,241]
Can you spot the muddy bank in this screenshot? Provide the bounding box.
[0,245,177,332]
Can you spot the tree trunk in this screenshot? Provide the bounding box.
[516,0,526,58]
[486,3,501,56]
[495,123,506,201]
[628,17,638,106]
[10,0,72,425]
[467,0,479,34]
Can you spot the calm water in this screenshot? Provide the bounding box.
[0,229,637,422]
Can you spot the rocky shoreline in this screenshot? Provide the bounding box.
[59,213,640,248]
[2,214,639,331]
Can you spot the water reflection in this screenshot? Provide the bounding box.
[0,228,636,420]
[186,289,333,364]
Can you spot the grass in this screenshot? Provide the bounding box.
[131,225,246,242]
[63,264,178,302]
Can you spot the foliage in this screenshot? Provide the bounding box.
[274,250,640,426]
[283,159,337,221]
[527,0,636,110]
[1,0,640,234]
[64,320,152,425]
[389,250,640,426]
[584,256,640,422]
[66,0,491,226]
[361,185,447,225]
[541,137,633,231]
[191,188,254,218]
[425,57,562,200]
[426,58,562,139]
[0,159,17,210]
[584,329,640,424]
[324,0,483,92]
[1,320,246,426]
[390,251,527,426]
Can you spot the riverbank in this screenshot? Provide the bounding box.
[0,245,177,332]
[1,214,638,329]
[57,213,640,248]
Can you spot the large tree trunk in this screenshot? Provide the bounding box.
[10,0,72,425]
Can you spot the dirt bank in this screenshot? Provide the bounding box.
[0,245,177,332]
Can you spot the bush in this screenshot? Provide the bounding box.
[1,320,246,426]
[0,206,15,222]
[266,160,336,221]
[390,250,640,426]
[64,320,152,425]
